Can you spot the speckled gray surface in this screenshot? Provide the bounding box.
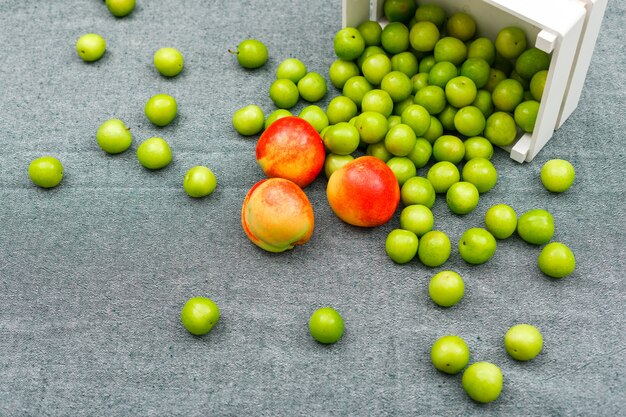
[0,0,624,416]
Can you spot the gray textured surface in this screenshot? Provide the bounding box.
[0,0,625,415]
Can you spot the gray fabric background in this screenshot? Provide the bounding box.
[0,0,624,415]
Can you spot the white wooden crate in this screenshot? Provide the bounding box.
[342,0,607,162]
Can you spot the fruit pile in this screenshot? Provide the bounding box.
[25,0,580,406]
[226,0,578,404]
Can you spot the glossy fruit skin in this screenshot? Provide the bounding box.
[269,79,299,109]
[417,230,451,267]
[241,178,314,252]
[485,111,517,147]
[298,72,327,103]
[517,209,554,245]
[429,271,464,308]
[265,109,292,130]
[327,156,400,227]
[181,297,220,336]
[299,105,329,133]
[386,157,416,186]
[504,324,543,361]
[76,33,106,62]
[541,159,575,193]
[235,39,268,69]
[277,58,307,84]
[495,26,527,59]
[484,204,517,239]
[427,161,460,194]
[401,176,436,208]
[153,47,184,77]
[28,156,63,188]
[183,166,217,198]
[136,137,172,170]
[462,157,497,194]
[96,118,132,154]
[538,242,576,278]
[384,0,417,23]
[462,362,503,403]
[431,335,470,374]
[232,105,264,136]
[145,94,177,127]
[105,0,135,17]
[256,116,325,188]
[459,228,497,265]
[309,307,344,344]
[464,137,493,160]
[514,100,540,133]
[324,153,354,179]
[400,204,434,237]
[446,182,479,215]
[515,47,551,80]
[385,229,419,264]
[334,27,365,61]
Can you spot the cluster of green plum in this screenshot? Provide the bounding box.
[430,322,544,403]
[386,161,576,279]
[29,1,219,199]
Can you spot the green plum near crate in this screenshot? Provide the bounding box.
[342,0,608,162]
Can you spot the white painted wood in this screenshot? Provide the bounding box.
[558,0,609,127]
[342,0,370,28]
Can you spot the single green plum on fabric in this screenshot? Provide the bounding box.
[354,111,388,144]
[399,204,434,237]
[428,271,464,307]
[433,135,465,164]
[269,79,299,109]
[309,307,344,344]
[385,229,419,264]
[464,136,493,160]
[181,296,220,336]
[504,324,543,361]
[446,182,480,215]
[276,58,308,84]
[401,176,436,208]
[105,0,135,17]
[517,209,555,245]
[28,156,63,188]
[431,335,470,374]
[386,157,416,186]
[183,166,217,198]
[418,230,451,267]
[76,33,106,62]
[232,39,268,69]
[459,228,497,265]
[154,47,184,77]
[96,119,132,154]
[462,157,497,194]
[538,242,576,278]
[462,362,503,403]
[298,72,327,103]
[232,105,264,136]
[427,161,460,194]
[484,204,517,239]
[541,159,575,193]
[136,137,172,170]
[145,94,178,127]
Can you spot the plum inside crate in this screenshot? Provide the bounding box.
[342,0,607,162]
